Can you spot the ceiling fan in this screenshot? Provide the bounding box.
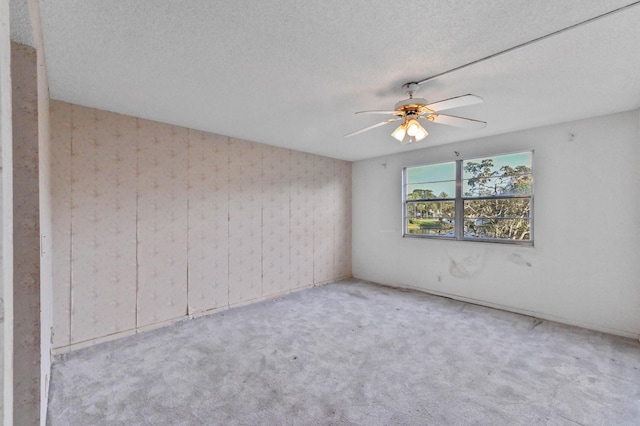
[345,83,487,144]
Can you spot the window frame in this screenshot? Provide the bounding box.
[402,150,534,246]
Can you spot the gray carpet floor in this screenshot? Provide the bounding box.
[47,279,640,425]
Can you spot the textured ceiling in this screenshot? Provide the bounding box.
[11,0,640,161]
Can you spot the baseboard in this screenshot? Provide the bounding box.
[52,277,352,356]
[353,277,640,341]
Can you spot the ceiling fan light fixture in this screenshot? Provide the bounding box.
[405,118,420,136]
[405,117,428,141]
[391,123,407,142]
[414,125,428,141]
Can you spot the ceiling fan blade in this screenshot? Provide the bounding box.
[427,113,487,129]
[355,110,403,115]
[345,117,402,137]
[425,94,483,112]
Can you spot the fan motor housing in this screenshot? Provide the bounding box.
[394,98,433,115]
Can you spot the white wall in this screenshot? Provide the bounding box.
[352,109,640,338]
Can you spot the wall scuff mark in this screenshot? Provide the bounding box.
[510,253,532,267]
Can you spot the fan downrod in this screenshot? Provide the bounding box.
[401,82,420,98]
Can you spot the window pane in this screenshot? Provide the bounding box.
[463,174,532,197]
[407,162,455,185]
[463,152,532,198]
[464,218,531,240]
[463,199,531,240]
[406,182,456,199]
[404,152,533,243]
[463,152,531,179]
[406,201,455,236]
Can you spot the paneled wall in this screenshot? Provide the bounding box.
[70,107,138,343]
[50,101,352,352]
[186,130,229,313]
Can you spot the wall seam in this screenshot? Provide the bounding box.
[332,162,336,280]
[134,118,139,329]
[312,158,316,285]
[185,130,190,315]
[288,150,292,290]
[258,145,261,297]
[68,105,73,347]
[260,148,264,296]
[226,137,231,309]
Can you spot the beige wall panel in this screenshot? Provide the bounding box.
[70,106,137,343]
[261,145,291,296]
[228,138,262,304]
[50,100,72,348]
[312,155,334,284]
[11,42,41,425]
[289,150,314,289]
[137,119,189,327]
[49,102,352,350]
[187,130,229,313]
[333,160,352,279]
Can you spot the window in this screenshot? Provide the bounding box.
[403,151,533,244]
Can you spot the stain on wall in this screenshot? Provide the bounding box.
[449,253,484,279]
[50,101,352,351]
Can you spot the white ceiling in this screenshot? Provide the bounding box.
[10,0,640,161]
